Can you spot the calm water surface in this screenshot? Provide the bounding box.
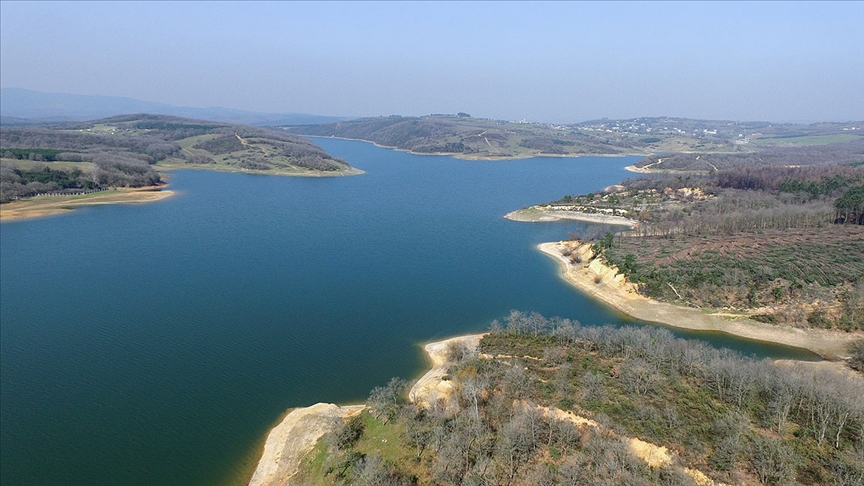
[0,138,816,485]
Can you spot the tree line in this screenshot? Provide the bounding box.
[1,159,161,203]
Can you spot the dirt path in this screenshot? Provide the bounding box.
[235,133,270,156]
[535,402,723,484]
[538,241,861,359]
[626,158,665,173]
[484,137,499,153]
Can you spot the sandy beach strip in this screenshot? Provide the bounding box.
[624,164,651,173]
[0,186,174,222]
[504,208,637,227]
[538,241,861,360]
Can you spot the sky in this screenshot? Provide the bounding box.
[1,1,862,123]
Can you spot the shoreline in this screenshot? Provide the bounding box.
[0,163,364,223]
[0,185,175,222]
[624,164,651,173]
[305,135,645,161]
[244,321,859,485]
[153,163,365,177]
[247,334,484,486]
[408,334,486,410]
[504,207,638,227]
[538,241,861,360]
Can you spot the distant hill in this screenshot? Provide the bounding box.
[287,115,643,158]
[288,115,864,159]
[0,88,347,126]
[1,114,358,203]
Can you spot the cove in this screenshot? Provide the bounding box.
[0,137,817,485]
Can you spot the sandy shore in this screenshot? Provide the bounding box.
[504,208,637,227]
[538,241,861,360]
[247,403,365,486]
[624,164,651,173]
[409,334,486,411]
[0,186,174,222]
[248,334,485,486]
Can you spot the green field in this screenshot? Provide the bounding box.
[0,158,93,172]
[752,133,862,147]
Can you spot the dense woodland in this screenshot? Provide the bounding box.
[293,314,864,486]
[0,114,352,202]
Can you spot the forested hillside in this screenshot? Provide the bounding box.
[524,141,864,330]
[287,115,639,157]
[0,114,356,202]
[291,314,864,486]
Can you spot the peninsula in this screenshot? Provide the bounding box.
[0,184,174,221]
[538,240,858,359]
[0,114,360,220]
[508,138,864,359]
[250,325,863,485]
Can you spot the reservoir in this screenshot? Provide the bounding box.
[0,138,816,485]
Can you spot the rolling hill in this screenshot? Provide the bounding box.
[287,114,863,159]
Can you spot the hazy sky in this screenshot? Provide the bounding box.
[2,1,862,123]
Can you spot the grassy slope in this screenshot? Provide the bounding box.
[157,131,360,176]
[1,114,359,179]
[1,116,360,218]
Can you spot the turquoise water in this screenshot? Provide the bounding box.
[0,138,816,485]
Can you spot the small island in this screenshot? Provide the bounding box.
[0,114,361,221]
